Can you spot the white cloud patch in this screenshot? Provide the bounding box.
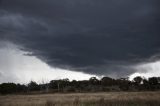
[0,42,95,84]
[129,61,160,80]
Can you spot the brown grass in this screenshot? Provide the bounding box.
[0,92,160,106]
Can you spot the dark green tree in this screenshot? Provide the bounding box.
[133,76,143,85]
[89,77,99,85]
[0,83,17,94]
[148,77,158,85]
[101,77,114,86]
[28,81,40,91]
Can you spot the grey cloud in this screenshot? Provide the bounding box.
[0,72,2,77]
[0,0,160,77]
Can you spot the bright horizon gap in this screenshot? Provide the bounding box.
[0,43,98,84]
[0,42,160,84]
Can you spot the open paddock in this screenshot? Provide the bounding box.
[0,92,160,106]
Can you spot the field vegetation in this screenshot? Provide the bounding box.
[0,92,160,106]
[0,76,160,106]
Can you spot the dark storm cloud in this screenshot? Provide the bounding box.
[0,0,160,76]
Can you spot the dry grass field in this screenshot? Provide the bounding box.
[0,92,160,106]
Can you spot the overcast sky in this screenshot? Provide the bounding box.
[0,0,160,83]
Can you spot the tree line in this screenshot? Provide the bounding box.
[0,76,160,94]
